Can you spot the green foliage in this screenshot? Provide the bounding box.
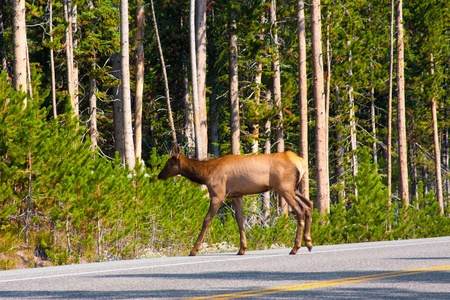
[309,147,450,247]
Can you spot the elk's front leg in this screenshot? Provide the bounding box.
[232,197,247,255]
[189,196,222,256]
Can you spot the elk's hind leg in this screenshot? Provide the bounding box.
[276,190,305,255]
[190,196,223,256]
[295,190,313,251]
[232,197,247,255]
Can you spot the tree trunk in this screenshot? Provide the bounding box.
[229,14,240,155]
[72,4,79,116]
[348,40,358,198]
[63,0,77,116]
[334,86,346,201]
[120,0,135,170]
[444,107,449,202]
[190,0,203,159]
[270,0,287,216]
[311,0,330,215]
[371,89,377,165]
[297,0,309,199]
[88,0,97,152]
[134,0,144,161]
[387,0,394,204]
[252,59,263,154]
[430,53,444,215]
[150,0,176,145]
[49,1,57,118]
[183,45,195,157]
[13,0,27,97]
[262,91,272,223]
[89,75,98,152]
[112,52,124,159]
[396,0,409,208]
[195,0,208,159]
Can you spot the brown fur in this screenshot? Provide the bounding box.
[158,143,313,256]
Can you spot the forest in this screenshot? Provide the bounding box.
[0,0,449,269]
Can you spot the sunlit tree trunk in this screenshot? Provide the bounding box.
[195,0,208,159]
[88,0,97,152]
[229,14,240,155]
[387,0,394,205]
[396,0,409,208]
[120,0,135,169]
[297,0,309,199]
[190,0,203,159]
[63,0,77,116]
[311,0,330,215]
[49,2,57,118]
[348,40,358,198]
[13,0,27,98]
[430,53,444,215]
[270,0,287,216]
[134,0,144,160]
[262,91,272,223]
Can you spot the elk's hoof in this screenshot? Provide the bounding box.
[189,251,197,256]
[307,245,313,252]
[237,248,246,255]
[289,248,298,255]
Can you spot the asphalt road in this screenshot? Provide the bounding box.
[1,237,449,299]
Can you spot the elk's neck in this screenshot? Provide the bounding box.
[179,156,210,185]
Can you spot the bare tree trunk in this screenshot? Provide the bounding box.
[335,86,346,201]
[270,0,287,216]
[112,53,124,158]
[72,4,79,115]
[297,0,309,199]
[150,0,176,145]
[120,0,135,170]
[387,0,394,205]
[229,13,240,155]
[396,0,409,208]
[88,0,97,152]
[49,2,57,118]
[134,0,144,161]
[190,0,203,159]
[183,47,195,157]
[89,75,98,152]
[196,0,208,159]
[430,53,444,215]
[311,0,330,216]
[348,40,358,198]
[63,0,77,116]
[371,88,377,165]
[252,60,263,154]
[444,107,449,202]
[13,0,27,97]
[262,91,272,223]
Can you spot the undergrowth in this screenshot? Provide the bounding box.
[1,72,449,269]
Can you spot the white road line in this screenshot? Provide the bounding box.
[0,237,448,284]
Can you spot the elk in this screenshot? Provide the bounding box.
[157,143,313,256]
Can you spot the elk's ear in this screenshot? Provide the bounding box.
[172,143,181,158]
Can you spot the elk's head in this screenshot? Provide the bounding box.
[158,143,182,180]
